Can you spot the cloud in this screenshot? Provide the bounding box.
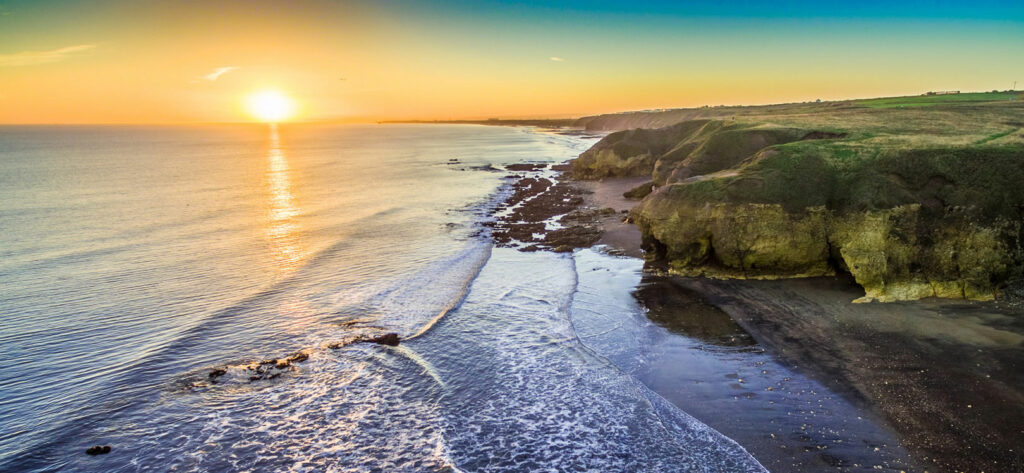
[0,44,96,67]
[549,56,565,62]
[203,66,238,81]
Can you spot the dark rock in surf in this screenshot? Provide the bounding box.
[85,445,111,455]
[365,333,401,346]
[506,163,547,172]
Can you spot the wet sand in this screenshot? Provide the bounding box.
[627,275,919,472]
[572,176,647,258]
[680,276,1024,473]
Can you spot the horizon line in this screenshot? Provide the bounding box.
[1,89,1019,126]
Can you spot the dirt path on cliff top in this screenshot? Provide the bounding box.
[677,275,1024,473]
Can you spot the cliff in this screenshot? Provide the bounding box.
[572,97,1024,301]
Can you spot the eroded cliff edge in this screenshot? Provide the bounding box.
[571,106,1024,302]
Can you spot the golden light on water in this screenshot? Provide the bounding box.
[247,90,296,123]
[265,124,306,273]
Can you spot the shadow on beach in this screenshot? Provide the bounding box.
[660,274,1024,473]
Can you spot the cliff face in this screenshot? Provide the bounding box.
[575,116,1024,302]
[570,121,710,179]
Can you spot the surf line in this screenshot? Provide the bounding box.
[563,251,767,472]
[403,244,493,341]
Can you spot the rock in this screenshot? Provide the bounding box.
[545,225,602,249]
[830,206,1012,302]
[326,337,360,349]
[365,333,400,346]
[208,368,227,380]
[231,348,316,382]
[506,163,547,171]
[635,201,832,279]
[85,445,111,455]
[571,121,712,179]
[635,194,1020,301]
[623,181,656,199]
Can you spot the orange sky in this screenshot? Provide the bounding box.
[1,0,1022,124]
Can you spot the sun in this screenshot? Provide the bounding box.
[246,90,296,123]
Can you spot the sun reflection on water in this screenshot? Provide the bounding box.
[265,124,306,273]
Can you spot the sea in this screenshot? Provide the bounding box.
[0,124,766,472]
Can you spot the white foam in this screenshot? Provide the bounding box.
[407,248,767,472]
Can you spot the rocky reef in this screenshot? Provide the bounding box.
[574,114,1024,302]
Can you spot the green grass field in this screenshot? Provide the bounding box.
[854,91,1021,108]
[576,90,1024,131]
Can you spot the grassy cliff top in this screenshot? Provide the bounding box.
[576,93,1024,218]
[575,90,1024,136]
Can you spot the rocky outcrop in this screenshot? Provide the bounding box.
[637,199,1021,302]
[578,118,1024,302]
[365,333,400,346]
[85,445,112,455]
[829,207,1016,302]
[636,200,833,280]
[623,181,655,199]
[571,122,712,179]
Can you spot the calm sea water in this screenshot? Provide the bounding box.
[0,124,764,472]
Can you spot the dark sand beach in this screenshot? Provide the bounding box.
[680,276,1024,473]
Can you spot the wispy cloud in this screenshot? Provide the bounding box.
[0,44,96,67]
[203,66,239,81]
[549,56,565,62]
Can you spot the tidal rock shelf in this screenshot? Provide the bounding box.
[488,163,615,253]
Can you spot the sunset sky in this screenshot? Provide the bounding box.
[1,0,1022,124]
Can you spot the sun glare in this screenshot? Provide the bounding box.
[246,90,295,123]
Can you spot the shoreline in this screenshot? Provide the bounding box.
[682,275,1024,473]
[496,163,1024,472]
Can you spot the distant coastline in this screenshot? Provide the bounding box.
[380,118,580,128]
[386,89,1023,132]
